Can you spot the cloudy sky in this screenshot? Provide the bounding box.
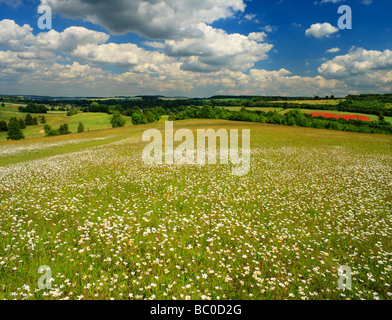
[0,0,391,97]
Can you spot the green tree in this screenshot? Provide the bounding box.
[131,113,142,125]
[18,118,26,129]
[78,122,84,133]
[111,111,126,128]
[32,117,38,125]
[1,102,5,107]
[198,105,215,119]
[108,105,124,114]
[25,113,33,125]
[140,114,148,124]
[44,124,51,134]
[145,111,156,123]
[40,116,46,124]
[6,117,25,140]
[47,128,60,136]
[0,120,8,131]
[287,116,296,126]
[67,108,78,116]
[90,102,100,112]
[59,124,70,135]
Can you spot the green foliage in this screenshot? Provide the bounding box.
[131,113,142,125]
[145,111,156,123]
[18,118,26,129]
[25,114,33,125]
[46,128,60,136]
[169,105,392,135]
[67,108,78,116]
[6,117,24,140]
[125,106,141,117]
[40,116,46,124]
[78,122,85,133]
[32,117,38,125]
[46,123,70,136]
[44,124,51,134]
[110,112,126,128]
[140,114,148,124]
[0,120,8,131]
[198,105,215,119]
[89,102,108,113]
[18,103,48,114]
[59,124,71,135]
[108,105,125,115]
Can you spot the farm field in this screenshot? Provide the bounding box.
[309,112,371,122]
[0,107,133,142]
[0,119,391,300]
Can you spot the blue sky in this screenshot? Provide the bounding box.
[0,0,391,97]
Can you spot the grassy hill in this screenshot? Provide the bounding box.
[0,104,133,142]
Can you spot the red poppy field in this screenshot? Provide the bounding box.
[310,111,371,122]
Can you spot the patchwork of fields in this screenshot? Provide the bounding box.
[0,120,391,300]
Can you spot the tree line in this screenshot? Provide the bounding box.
[169,106,392,135]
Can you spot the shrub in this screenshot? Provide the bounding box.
[78,122,84,133]
[0,120,8,131]
[67,108,78,116]
[18,118,26,129]
[111,112,126,128]
[59,124,71,135]
[131,113,142,125]
[6,117,24,140]
[145,111,156,123]
[25,113,33,125]
[44,124,51,134]
[140,114,148,124]
[19,103,48,114]
[47,128,60,136]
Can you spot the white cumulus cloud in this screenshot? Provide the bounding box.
[40,0,246,40]
[305,23,339,38]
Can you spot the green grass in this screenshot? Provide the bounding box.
[0,108,133,142]
[0,103,26,112]
[0,120,391,300]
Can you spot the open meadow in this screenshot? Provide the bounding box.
[0,119,391,300]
